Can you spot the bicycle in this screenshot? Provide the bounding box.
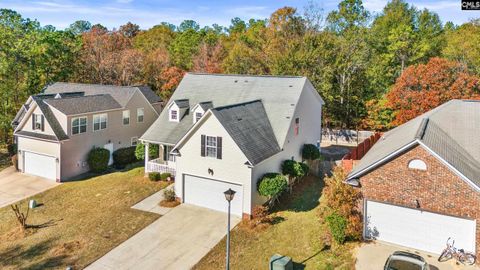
[438,237,476,265]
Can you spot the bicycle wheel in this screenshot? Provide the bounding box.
[459,252,476,265]
[438,249,452,262]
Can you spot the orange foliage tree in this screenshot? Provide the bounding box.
[159,66,185,99]
[387,57,480,125]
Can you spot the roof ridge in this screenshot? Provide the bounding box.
[187,72,305,79]
[51,82,148,88]
[211,99,263,111]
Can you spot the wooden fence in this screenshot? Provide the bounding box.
[342,132,382,173]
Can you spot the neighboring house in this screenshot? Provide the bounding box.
[12,82,161,182]
[345,100,480,259]
[141,73,324,218]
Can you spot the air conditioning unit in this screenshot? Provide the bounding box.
[269,254,293,270]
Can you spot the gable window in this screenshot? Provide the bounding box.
[72,117,87,135]
[32,114,44,131]
[122,110,130,125]
[131,137,138,146]
[408,159,427,171]
[170,110,178,121]
[195,112,203,123]
[294,118,300,136]
[93,114,107,131]
[137,108,144,123]
[200,135,222,159]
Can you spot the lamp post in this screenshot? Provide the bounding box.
[224,188,236,270]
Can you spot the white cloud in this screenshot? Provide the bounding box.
[116,0,134,3]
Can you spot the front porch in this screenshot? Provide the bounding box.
[144,143,177,177]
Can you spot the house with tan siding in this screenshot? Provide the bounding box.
[12,82,161,181]
[140,73,324,219]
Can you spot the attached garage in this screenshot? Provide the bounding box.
[365,200,476,254]
[183,174,243,217]
[23,151,57,181]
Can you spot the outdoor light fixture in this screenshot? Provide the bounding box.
[224,188,236,270]
[415,199,421,209]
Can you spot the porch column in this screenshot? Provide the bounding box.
[144,142,149,170]
[159,144,165,162]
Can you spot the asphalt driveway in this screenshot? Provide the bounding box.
[356,241,480,270]
[0,166,59,208]
[86,204,241,270]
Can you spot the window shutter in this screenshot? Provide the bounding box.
[32,115,35,130]
[217,136,222,159]
[200,135,206,157]
[41,115,45,131]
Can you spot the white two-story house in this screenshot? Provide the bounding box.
[140,73,324,219]
[12,83,161,181]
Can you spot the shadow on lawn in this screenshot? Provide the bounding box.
[273,175,324,214]
[0,238,68,269]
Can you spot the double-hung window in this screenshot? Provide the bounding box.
[123,110,130,125]
[93,114,107,131]
[195,112,202,122]
[33,114,43,130]
[72,117,87,135]
[206,136,217,158]
[170,110,178,121]
[137,108,144,123]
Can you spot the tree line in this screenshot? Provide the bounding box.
[1,0,479,144]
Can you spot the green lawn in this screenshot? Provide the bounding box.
[0,167,169,270]
[193,175,356,270]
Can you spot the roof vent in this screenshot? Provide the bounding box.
[234,80,238,83]
[289,85,293,87]
[244,80,248,83]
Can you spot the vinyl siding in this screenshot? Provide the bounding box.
[17,137,61,180]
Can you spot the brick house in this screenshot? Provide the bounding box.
[345,100,480,260]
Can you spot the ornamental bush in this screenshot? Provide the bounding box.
[149,172,161,181]
[160,172,172,181]
[163,189,176,202]
[300,162,309,176]
[302,144,321,160]
[135,143,159,160]
[326,212,347,244]
[113,146,137,168]
[87,147,110,173]
[257,173,287,198]
[281,160,304,178]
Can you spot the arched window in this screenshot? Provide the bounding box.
[408,159,427,171]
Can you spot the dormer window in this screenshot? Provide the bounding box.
[170,110,178,121]
[32,114,44,131]
[195,112,202,123]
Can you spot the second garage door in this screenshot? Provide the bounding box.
[183,174,243,216]
[24,151,57,181]
[365,200,476,254]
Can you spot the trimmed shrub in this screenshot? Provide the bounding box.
[300,162,309,176]
[281,160,304,178]
[257,173,288,198]
[302,144,321,160]
[326,212,347,244]
[87,147,110,173]
[135,143,159,160]
[113,146,137,168]
[160,172,172,181]
[149,172,161,181]
[163,189,176,202]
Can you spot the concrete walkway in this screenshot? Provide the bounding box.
[356,241,480,270]
[131,184,174,215]
[87,197,240,270]
[0,166,59,208]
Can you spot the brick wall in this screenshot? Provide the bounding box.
[359,145,480,259]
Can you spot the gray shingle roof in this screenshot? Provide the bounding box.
[198,101,213,111]
[45,94,122,115]
[31,96,69,141]
[211,100,281,165]
[174,99,190,108]
[348,99,480,189]
[43,82,160,107]
[141,73,311,145]
[16,130,58,141]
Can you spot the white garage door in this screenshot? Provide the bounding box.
[365,200,476,254]
[24,152,57,181]
[184,175,243,217]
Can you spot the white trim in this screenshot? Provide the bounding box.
[93,113,108,132]
[204,135,218,158]
[417,140,480,192]
[172,110,213,151]
[131,136,138,146]
[133,89,160,116]
[347,140,419,180]
[169,109,179,122]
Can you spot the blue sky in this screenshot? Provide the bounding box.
[1,0,479,30]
